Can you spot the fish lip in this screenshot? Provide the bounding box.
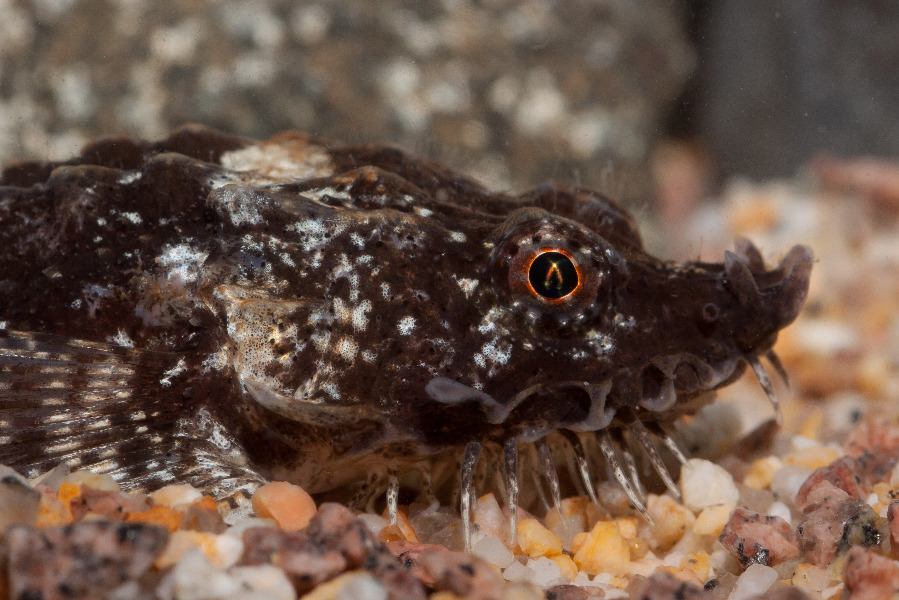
[425,350,744,438]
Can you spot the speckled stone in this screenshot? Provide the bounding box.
[0,0,692,202]
[842,546,899,600]
[719,507,799,567]
[624,572,711,600]
[418,547,504,600]
[239,503,426,599]
[3,521,168,600]
[796,480,882,566]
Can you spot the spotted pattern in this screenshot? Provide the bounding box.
[0,126,811,500]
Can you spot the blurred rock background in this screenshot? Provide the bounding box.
[0,0,692,201]
[1,0,898,210]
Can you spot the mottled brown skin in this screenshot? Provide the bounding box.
[0,125,812,500]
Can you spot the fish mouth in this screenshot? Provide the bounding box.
[427,347,782,551]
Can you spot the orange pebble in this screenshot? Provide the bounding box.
[193,495,219,512]
[126,505,183,532]
[57,482,82,504]
[251,481,316,531]
[36,492,73,527]
[377,524,407,543]
[379,509,420,543]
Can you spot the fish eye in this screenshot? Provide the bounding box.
[528,251,579,299]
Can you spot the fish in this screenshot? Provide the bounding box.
[0,125,812,548]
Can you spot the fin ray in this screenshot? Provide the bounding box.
[0,330,264,498]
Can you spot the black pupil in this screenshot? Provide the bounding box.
[528,252,578,299]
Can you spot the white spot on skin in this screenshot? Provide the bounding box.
[288,218,347,252]
[280,252,296,267]
[350,232,365,248]
[158,243,209,283]
[334,337,358,361]
[449,231,466,242]
[362,350,377,362]
[478,316,497,334]
[202,349,229,373]
[160,358,187,387]
[216,187,263,226]
[397,316,416,335]
[414,207,433,217]
[321,382,340,400]
[351,300,372,332]
[121,211,142,224]
[298,186,351,203]
[481,338,512,366]
[613,314,636,328]
[117,172,141,185]
[452,275,479,298]
[311,330,331,353]
[109,330,135,348]
[380,282,391,299]
[585,329,614,354]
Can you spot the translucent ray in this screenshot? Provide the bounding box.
[650,422,689,465]
[765,349,790,387]
[559,429,599,504]
[386,468,399,525]
[597,430,650,520]
[536,439,562,514]
[418,463,438,505]
[620,445,646,502]
[629,419,681,498]
[461,440,483,553]
[747,353,783,424]
[502,438,519,548]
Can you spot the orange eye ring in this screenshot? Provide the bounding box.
[527,250,580,301]
[489,218,608,325]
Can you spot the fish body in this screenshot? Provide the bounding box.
[0,126,812,508]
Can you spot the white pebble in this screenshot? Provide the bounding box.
[160,550,241,600]
[473,534,514,568]
[680,458,739,511]
[770,465,813,504]
[473,493,509,540]
[526,557,567,588]
[549,513,584,552]
[503,560,535,583]
[728,563,778,600]
[766,500,793,524]
[151,483,203,506]
[356,513,389,537]
[229,565,296,600]
[223,517,277,539]
[336,573,387,600]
